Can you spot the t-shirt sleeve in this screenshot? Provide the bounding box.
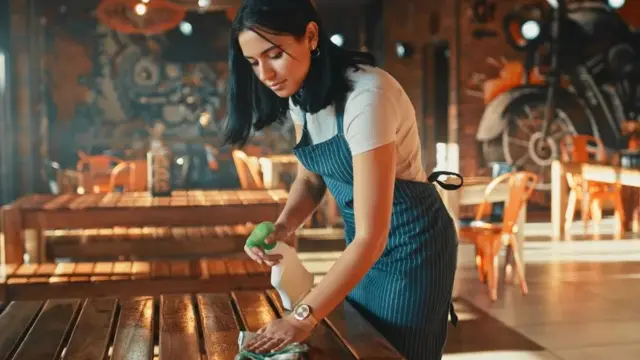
[343,88,398,155]
[289,99,303,125]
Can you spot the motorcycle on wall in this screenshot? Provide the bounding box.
[476,0,640,190]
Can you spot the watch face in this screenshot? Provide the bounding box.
[294,304,311,320]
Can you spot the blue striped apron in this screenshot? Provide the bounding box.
[293,110,461,360]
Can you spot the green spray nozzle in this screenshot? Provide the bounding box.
[246,221,277,250]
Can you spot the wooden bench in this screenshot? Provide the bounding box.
[0,259,271,303]
[43,223,292,261]
[0,289,405,360]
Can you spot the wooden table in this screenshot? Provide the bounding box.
[1,190,288,264]
[551,160,640,239]
[0,290,405,360]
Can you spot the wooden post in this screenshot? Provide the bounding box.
[550,160,567,240]
[11,0,43,196]
[0,0,17,205]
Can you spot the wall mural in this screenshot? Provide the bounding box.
[43,1,296,190]
[462,0,640,204]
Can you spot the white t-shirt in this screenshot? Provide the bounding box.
[289,65,426,182]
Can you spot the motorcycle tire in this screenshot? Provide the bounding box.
[478,88,596,189]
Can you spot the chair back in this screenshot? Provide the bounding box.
[560,134,606,164]
[232,150,264,189]
[109,160,148,192]
[474,171,538,234]
[502,171,538,234]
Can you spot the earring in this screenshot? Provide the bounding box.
[311,47,320,58]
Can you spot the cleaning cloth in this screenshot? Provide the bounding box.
[235,331,309,360]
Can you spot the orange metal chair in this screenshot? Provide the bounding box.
[559,135,625,235]
[459,171,538,301]
[232,150,265,189]
[108,159,148,192]
[76,151,123,193]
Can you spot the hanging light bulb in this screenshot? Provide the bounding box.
[608,0,625,9]
[134,3,147,16]
[330,34,344,47]
[521,20,541,40]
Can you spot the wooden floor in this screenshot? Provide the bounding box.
[301,218,640,360]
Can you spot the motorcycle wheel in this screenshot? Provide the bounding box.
[481,92,593,190]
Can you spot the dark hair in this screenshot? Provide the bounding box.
[224,0,376,147]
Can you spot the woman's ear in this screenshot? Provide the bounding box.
[306,21,319,50]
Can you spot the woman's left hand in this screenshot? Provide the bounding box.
[244,315,315,353]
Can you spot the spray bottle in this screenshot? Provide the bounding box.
[246,222,314,310]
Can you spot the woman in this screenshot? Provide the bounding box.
[225,0,462,358]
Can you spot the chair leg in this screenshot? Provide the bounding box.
[475,254,486,284]
[503,244,514,285]
[486,254,499,301]
[590,199,602,235]
[565,189,577,231]
[582,193,591,234]
[508,235,528,296]
[613,192,626,237]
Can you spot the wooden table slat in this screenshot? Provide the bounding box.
[324,300,405,360]
[231,291,277,332]
[206,259,228,277]
[243,260,266,276]
[91,262,114,282]
[13,264,37,277]
[0,264,18,280]
[12,299,80,360]
[111,297,154,360]
[151,261,171,279]
[68,194,105,210]
[226,260,248,277]
[42,193,78,210]
[98,193,122,207]
[131,262,151,279]
[0,301,42,359]
[265,290,357,360]
[197,293,240,360]
[159,295,201,360]
[35,263,57,276]
[168,261,192,278]
[112,261,133,275]
[63,298,117,360]
[13,195,55,209]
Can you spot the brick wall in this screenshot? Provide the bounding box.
[382,0,524,177]
[382,0,459,172]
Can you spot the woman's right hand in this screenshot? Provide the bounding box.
[244,222,290,266]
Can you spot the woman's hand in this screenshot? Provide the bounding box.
[244,222,290,266]
[244,315,315,353]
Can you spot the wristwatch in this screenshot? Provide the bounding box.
[292,303,318,328]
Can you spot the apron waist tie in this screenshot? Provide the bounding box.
[449,302,459,327]
[429,170,462,327]
[427,171,464,191]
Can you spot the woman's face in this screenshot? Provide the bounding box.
[238,24,318,98]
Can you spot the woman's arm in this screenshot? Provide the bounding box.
[275,124,327,244]
[296,140,396,320]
